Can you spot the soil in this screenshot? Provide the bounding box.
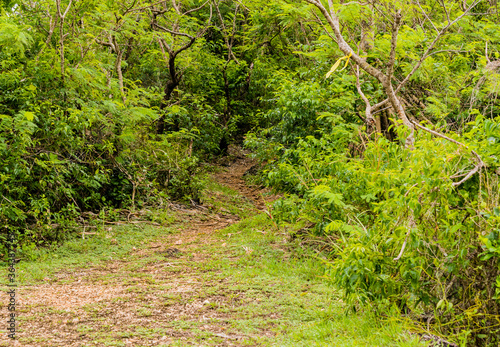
[213,148,272,211]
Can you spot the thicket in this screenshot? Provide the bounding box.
[0,0,269,251]
[1,0,500,344]
[245,0,500,345]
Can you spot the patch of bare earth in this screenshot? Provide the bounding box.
[213,147,276,211]
[0,152,275,347]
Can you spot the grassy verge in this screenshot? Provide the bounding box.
[0,214,179,285]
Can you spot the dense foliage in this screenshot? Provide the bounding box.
[245,0,500,345]
[1,0,499,344]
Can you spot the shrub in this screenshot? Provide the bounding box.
[253,115,500,345]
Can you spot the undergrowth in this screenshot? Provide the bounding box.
[247,86,500,345]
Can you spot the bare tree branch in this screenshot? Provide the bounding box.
[304,0,386,82]
[452,163,482,187]
[95,37,116,51]
[305,0,415,142]
[183,0,210,16]
[354,65,377,131]
[415,0,439,34]
[311,10,337,43]
[352,0,480,119]
[395,0,481,94]
[410,120,486,187]
[172,0,180,14]
[438,0,451,25]
[393,221,413,261]
[387,10,402,81]
[214,0,239,63]
[152,22,195,39]
[55,0,73,90]
[36,6,58,61]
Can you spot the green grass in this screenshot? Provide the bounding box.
[202,213,425,346]
[0,221,179,285]
[0,178,427,346]
[201,178,256,219]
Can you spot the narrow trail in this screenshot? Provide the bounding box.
[213,151,271,211]
[1,155,276,347]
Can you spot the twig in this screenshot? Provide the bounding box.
[96,220,162,226]
[452,163,482,187]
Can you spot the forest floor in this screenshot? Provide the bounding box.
[0,150,425,346]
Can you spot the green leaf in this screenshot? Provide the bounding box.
[23,111,35,121]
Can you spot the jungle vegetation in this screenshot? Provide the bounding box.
[1,0,500,344]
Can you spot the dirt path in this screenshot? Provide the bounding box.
[0,155,277,347]
[213,153,269,211]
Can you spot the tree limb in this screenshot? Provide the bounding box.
[395,0,480,94]
[304,0,386,82]
[183,0,210,16]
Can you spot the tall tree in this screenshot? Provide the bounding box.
[303,0,481,147]
[150,0,213,134]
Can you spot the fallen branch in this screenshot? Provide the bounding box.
[452,163,482,187]
[81,232,96,240]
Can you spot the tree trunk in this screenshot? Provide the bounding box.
[115,49,126,103]
[157,54,180,134]
[157,81,179,134]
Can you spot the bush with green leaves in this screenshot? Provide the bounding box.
[253,114,500,345]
